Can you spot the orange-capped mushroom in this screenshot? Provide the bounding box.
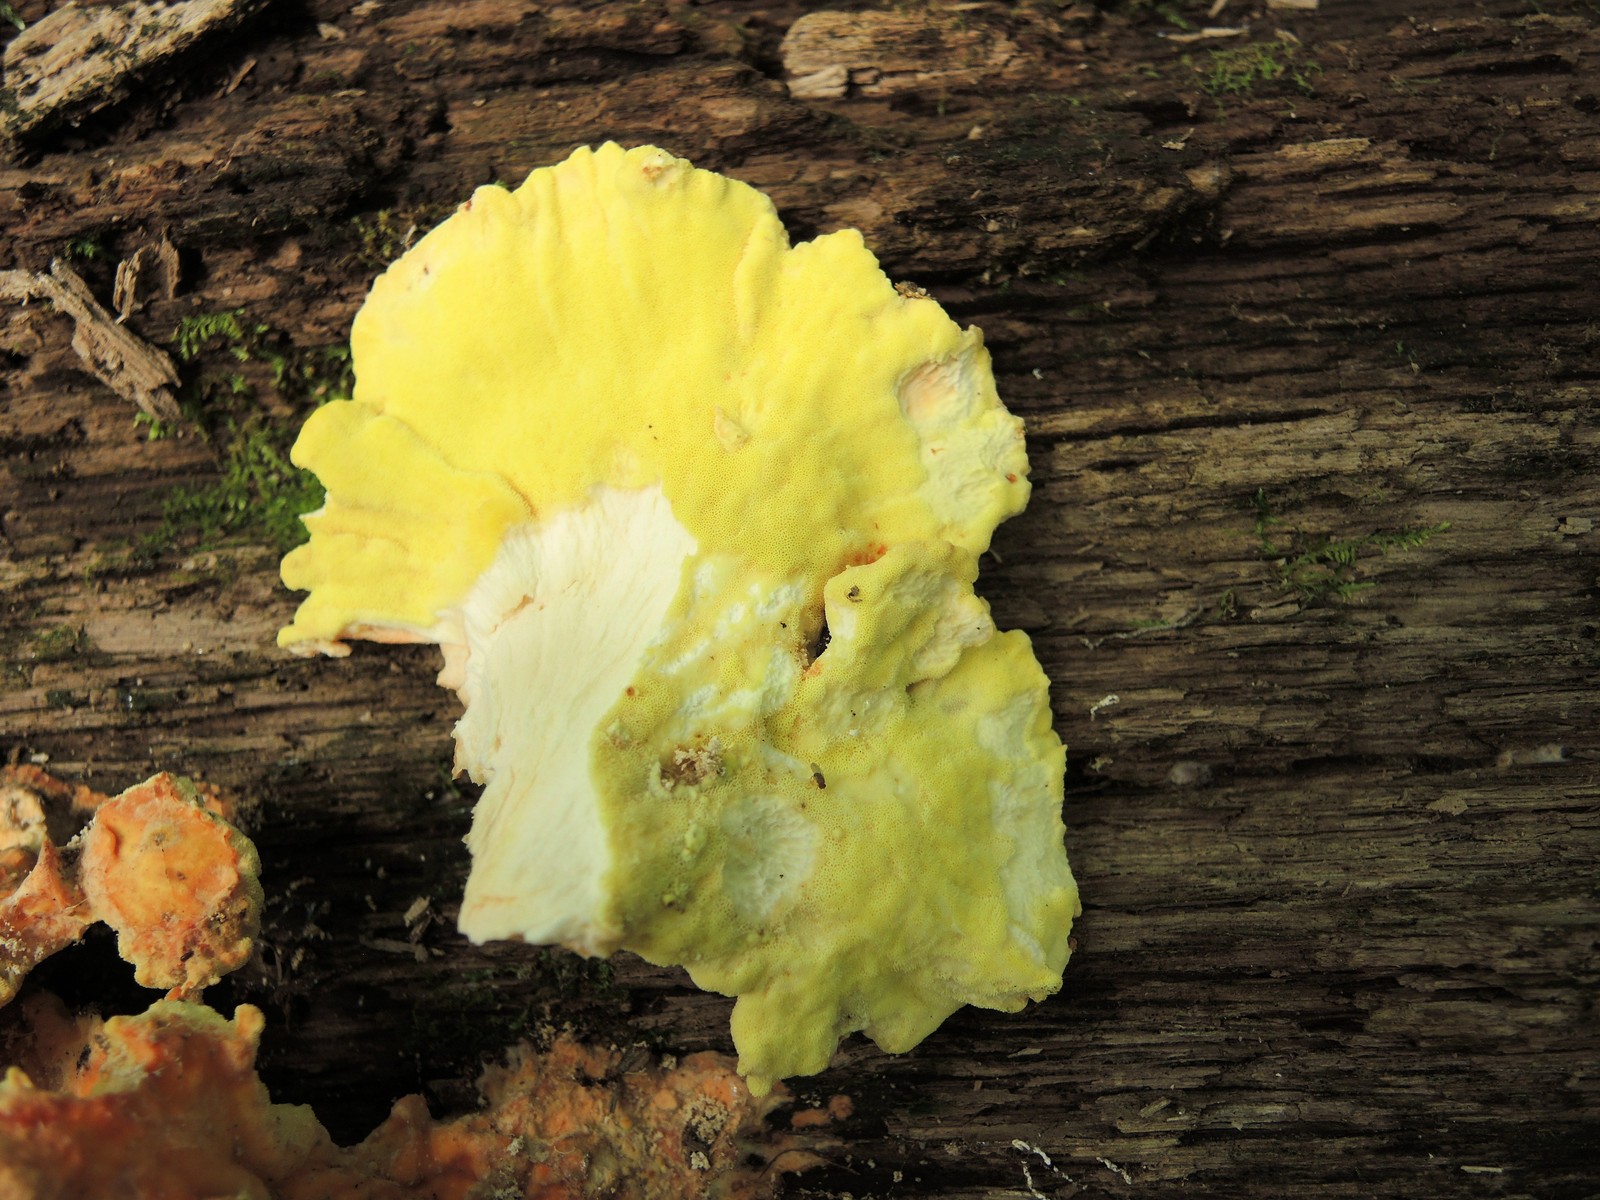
[1,998,822,1200]
[77,773,263,997]
[0,842,92,1008]
[0,769,261,1008]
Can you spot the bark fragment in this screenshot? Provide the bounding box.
[781,10,1020,101]
[111,236,181,322]
[0,261,181,423]
[1,0,268,146]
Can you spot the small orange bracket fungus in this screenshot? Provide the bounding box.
[278,142,1080,1092]
[0,998,811,1199]
[77,772,263,996]
[0,769,261,1006]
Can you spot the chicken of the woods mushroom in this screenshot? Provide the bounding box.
[279,142,1080,1094]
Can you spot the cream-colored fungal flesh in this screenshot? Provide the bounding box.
[451,486,696,950]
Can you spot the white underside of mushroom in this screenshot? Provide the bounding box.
[446,485,697,952]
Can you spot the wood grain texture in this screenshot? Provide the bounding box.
[2,1,1597,1196]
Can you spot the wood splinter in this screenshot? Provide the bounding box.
[0,260,183,424]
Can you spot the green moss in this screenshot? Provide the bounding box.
[116,684,178,714]
[29,624,91,662]
[133,412,177,441]
[175,309,261,363]
[1115,0,1200,31]
[63,235,107,262]
[143,310,352,556]
[175,308,353,409]
[1192,42,1321,103]
[1252,490,1449,605]
[348,204,453,271]
[150,421,324,555]
[350,210,415,269]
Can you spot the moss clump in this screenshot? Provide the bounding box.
[1252,490,1450,605]
[142,311,352,556]
[29,624,92,662]
[154,422,324,555]
[1115,0,1199,32]
[174,310,257,363]
[348,205,453,271]
[350,210,417,270]
[63,234,108,262]
[173,310,353,410]
[1193,42,1321,102]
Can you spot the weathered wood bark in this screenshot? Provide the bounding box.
[2,1,1597,1196]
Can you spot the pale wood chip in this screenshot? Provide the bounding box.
[112,235,182,321]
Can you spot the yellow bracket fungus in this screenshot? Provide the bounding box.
[279,143,1079,1093]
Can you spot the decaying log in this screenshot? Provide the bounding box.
[1,1,1597,1197]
